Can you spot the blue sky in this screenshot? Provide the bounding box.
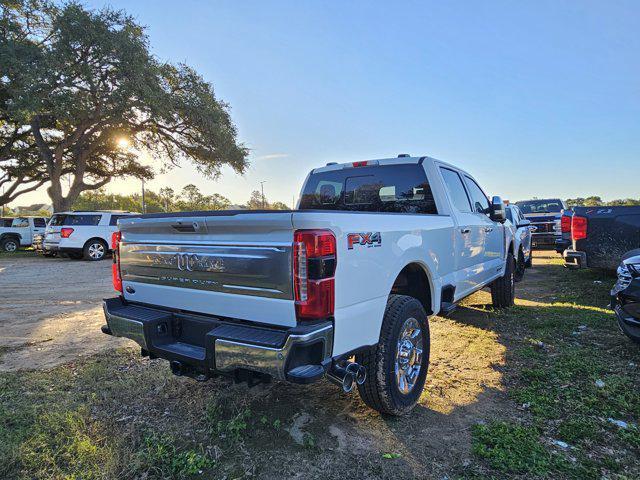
[22,1,640,206]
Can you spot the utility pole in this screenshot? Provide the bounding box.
[260,181,266,209]
[141,179,146,214]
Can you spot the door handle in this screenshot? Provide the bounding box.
[460,228,471,234]
[484,227,493,233]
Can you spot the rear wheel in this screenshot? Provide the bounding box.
[356,295,430,416]
[83,240,108,261]
[1,237,19,253]
[491,251,515,308]
[514,249,526,282]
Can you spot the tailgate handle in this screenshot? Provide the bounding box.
[171,220,206,233]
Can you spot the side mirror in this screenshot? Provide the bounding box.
[518,219,531,228]
[490,196,506,223]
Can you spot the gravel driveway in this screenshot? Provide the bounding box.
[0,255,126,371]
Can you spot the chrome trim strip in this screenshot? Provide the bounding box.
[214,325,333,379]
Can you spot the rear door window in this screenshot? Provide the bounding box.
[299,164,438,214]
[34,218,47,227]
[440,168,472,213]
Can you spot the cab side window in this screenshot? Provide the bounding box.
[34,218,46,227]
[463,176,490,214]
[440,168,471,213]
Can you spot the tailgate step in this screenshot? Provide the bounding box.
[103,298,173,322]
[287,364,325,383]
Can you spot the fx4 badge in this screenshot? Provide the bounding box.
[347,232,382,249]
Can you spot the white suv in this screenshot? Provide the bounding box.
[43,211,138,261]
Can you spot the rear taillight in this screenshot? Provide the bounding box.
[561,215,572,233]
[572,216,588,241]
[60,227,74,238]
[111,231,122,292]
[293,230,336,320]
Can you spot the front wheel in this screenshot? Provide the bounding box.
[356,295,430,416]
[491,251,515,308]
[1,238,19,253]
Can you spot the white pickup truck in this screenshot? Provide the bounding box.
[0,216,48,252]
[103,155,515,415]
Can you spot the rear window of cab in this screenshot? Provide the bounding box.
[299,164,438,214]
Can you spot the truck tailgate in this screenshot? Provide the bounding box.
[117,212,296,327]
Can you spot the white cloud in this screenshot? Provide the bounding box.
[256,153,289,160]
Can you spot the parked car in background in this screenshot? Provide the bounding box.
[515,198,566,249]
[564,206,640,270]
[0,216,48,252]
[102,155,515,415]
[43,211,138,260]
[611,249,640,344]
[505,204,534,281]
[556,209,573,254]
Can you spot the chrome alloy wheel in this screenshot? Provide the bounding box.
[395,317,423,394]
[88,243,105,259]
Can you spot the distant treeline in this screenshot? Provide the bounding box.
[72,185,290,213]
[565,196,640,207]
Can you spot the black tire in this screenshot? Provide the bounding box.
[0,237,19,253]
[83,239,108,261]
[356,294,430,416]
[491,251,515,308]
[514,249,526,282]
[618,318,640,345]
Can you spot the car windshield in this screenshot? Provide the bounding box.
[516,200,563,214]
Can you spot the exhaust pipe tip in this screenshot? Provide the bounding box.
[342,371,355,392]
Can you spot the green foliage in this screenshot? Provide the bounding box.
[245,189,290,210]
[71,183,294,212]
[19,408,118,480]
[135,434,214,479]
[1,1,248,210]
[565,196,640,207]
[472,421,560,474]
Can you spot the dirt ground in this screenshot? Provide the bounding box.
[0,255,126,371]
[1,251,637,479]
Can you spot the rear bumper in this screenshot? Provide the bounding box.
[102,297,334,383]
[563,249,587,268]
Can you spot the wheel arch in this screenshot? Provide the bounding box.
[83,236,109,249]
[389,262,436,316]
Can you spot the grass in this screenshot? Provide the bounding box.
[1,253,639,479]
[469,258,640,478]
